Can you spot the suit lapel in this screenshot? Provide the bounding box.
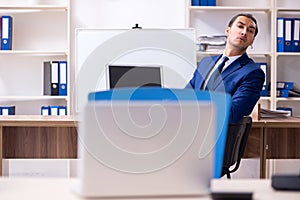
[213,53,250,89]
[200,55,222,89]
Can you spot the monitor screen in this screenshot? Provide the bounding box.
[108,65,162,89]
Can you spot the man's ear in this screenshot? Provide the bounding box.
[225,27,230,37]
[250,37,255,45]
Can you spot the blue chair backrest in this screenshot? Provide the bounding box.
[88,88,231,178]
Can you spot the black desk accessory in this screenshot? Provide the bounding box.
[211,192,253,200]
[272,174,300,191]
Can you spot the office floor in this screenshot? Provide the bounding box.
[230,158,260,179]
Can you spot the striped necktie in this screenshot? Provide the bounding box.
[205,56,229,90]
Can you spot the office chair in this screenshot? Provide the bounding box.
[221,116,252,179]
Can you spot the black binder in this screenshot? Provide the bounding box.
[44,61,59,95]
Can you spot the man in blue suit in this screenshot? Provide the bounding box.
[187,13,265,124]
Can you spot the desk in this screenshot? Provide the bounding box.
[1,116,300,178]
[248,119,266,178]
[263,118,300,159]
[0,115,78,176]
[0,178,298,199]
[245,117,300,178]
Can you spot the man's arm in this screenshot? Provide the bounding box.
[229,68,265,123]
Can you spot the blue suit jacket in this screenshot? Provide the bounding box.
[187,53,265,124]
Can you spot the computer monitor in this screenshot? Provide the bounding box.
[73,100,215,198]
[107,65,162,89]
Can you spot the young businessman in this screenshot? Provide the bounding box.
[186,13,265,124]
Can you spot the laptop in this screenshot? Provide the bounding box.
[72,100,216,198]
[107,64,163,89]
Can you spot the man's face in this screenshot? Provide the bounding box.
[225,16,256,52]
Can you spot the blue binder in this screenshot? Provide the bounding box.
[258,62,268,96]
[199,0,207,6]
[277,89,289,98]
[284,18,293,52]
[0,106,15,115]
[277,18,284,52]
[191,0,200,6]
[58,106,67,115]
[58,61,68,96]
[292,18,300,52]
[49,105,59,115]
[1,16,12,50]
[207,0,216,6]
[277,81,294,90]
[41,106,50,115]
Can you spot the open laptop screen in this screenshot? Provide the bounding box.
[108,65,162,89]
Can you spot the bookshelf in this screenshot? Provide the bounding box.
[2,0,299,116]
[187,0,300,116]
[0,0,69,115]
[274,0,300,116]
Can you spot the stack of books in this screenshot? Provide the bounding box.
[260,107,291,118]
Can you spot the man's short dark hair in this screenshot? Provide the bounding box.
[228,13,258,37]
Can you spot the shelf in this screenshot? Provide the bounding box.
[276,97,300,101]
[0,5,68,11]
[0,115,76,127]
[189,6,271,12]
[0,1,70,115]
[276,52,300,56]
[0,50,67,56]
[276,8,300,12]
[0,96,68,102]
[260,97,271,101]
[196,51,222,55]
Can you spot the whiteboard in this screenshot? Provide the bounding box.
[75,28,197,112]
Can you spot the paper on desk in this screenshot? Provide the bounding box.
[260,108,290,118]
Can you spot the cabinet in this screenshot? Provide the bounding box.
[187,0,300,116]
[0,0,69,115]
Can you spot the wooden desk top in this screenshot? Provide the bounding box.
[0,115,78,127]
[0,116,299,128]
[252,119,266,128]
[251,117,300,128]
[262,117,300,128]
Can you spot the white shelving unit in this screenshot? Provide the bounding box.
[3,0,299,116]
[0,0,70,115]
[274,0,300,116]
[187,0,300,116]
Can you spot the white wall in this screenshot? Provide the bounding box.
[70,0,186,29]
